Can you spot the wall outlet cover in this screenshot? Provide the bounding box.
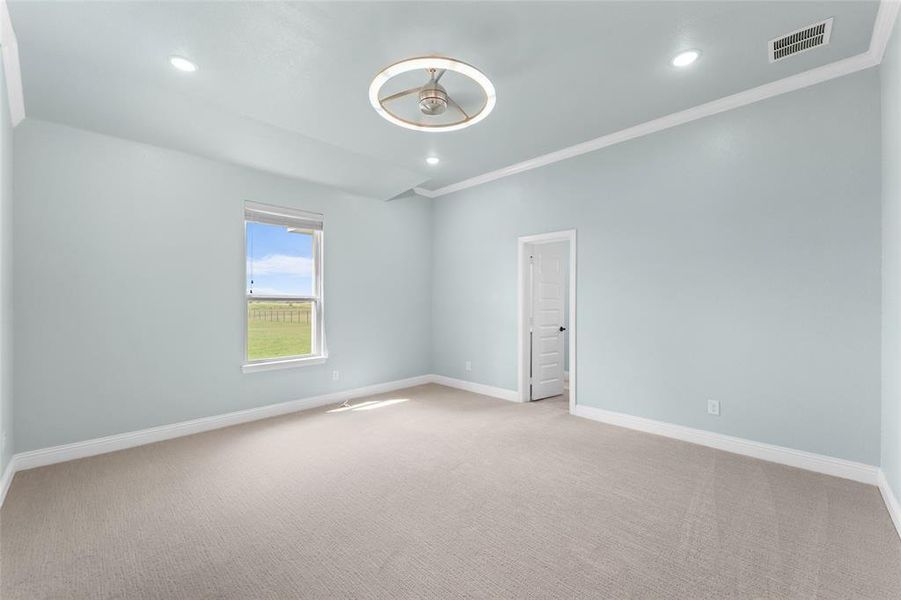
[707,399,721,416]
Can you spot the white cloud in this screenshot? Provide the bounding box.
[248,254,312,276]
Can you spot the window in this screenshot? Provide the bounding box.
[243,202,325,372]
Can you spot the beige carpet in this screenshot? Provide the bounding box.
[1,384,899,599]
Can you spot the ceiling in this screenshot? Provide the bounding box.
[8,1,881,200]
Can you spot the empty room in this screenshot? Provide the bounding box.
[1,0,901,597]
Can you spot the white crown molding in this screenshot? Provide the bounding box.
[0,0,893,187]
[870,0,901,63]
[0,0,25,126]
[878,469,901,541]
[420,53,875,198]
[573,404,880,485]
[416,0,899,199]
[412,186,438,198]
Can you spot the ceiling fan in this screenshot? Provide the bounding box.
[382,68,469,118]
[369,57,496,132]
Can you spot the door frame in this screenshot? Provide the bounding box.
[517,229,577,413]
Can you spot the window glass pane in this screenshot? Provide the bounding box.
[247,300,313,360]
[246,221,313,297]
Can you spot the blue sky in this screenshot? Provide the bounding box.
[246,222,313,296]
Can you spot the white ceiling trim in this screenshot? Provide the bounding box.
[415,0,900,199]
[871,0,901,62]
[0,0,24,127]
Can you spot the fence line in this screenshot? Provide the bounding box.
[249,309,311,324]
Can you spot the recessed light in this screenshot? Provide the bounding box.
[426,156,440,166]
[169,55,198,73]
[672,50,700,67]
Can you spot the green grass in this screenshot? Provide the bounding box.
[247,301,312,360]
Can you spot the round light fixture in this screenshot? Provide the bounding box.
[672,50,700,67]
[369,56,496,132]
[426,156,440,166]
[169,55,198,72]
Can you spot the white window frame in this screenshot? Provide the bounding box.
[242,202,327,373]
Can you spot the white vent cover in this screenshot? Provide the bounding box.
[768,18,833,62]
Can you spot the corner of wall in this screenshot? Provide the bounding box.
[427,194,438,376]
[0,40,14,477]
[881,9,901,504]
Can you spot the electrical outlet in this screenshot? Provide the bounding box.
[332,370,340,382]
[465,361,472,372]
[707,399,720,416]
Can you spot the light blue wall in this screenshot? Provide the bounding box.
[7,66,887,470]
[882,13,901,500]
[12,119,432,452]
[432,70,882,465]
[0,58,13,473]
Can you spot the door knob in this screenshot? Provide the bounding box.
[559,326,567,332]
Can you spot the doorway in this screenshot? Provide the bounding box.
[518,230,576,412]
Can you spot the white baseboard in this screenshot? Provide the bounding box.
[429,374,520,403]
[11,374,432,475]
[1,373,890,525]
[878,470,901,541]
[0,456,15,507]
[0,373,503,508]
[572,404,879,485]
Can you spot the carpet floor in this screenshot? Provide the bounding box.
[1,383,899,599]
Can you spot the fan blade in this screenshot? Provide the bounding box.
[380,86,420,105]
[434,69,447,83]
[447,96,470,119]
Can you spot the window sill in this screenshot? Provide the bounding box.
[242,355,327,373]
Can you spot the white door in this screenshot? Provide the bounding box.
[530,242,566,400]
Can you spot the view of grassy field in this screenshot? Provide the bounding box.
[247,300,312,360]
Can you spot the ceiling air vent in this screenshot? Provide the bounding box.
[769,18,833,62]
